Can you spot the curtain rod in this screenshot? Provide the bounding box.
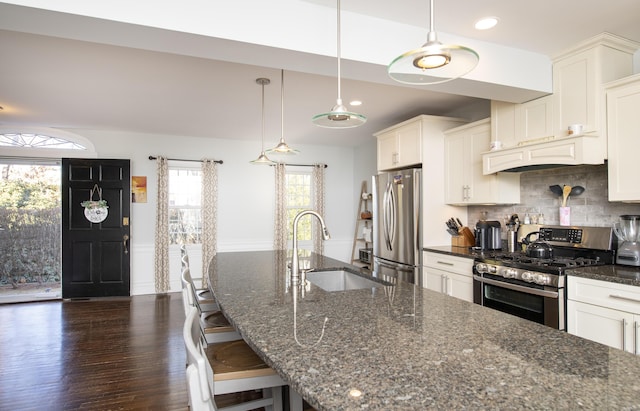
[272,163,327,168]
[148,155,223,164]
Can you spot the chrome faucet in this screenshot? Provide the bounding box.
[291,210,330,285]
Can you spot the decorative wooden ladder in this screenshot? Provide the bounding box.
[350,181,373,270]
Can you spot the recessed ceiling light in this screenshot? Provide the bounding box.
[475,17,498,30]
[350,100,362,106]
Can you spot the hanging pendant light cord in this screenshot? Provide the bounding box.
[280,70,285,140]
[429,0,434,32]
[336,0,342,104]
[261,81,266,150]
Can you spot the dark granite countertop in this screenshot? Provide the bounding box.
[209,250,640,410]
[567,264,640,287]
[424,245,477,258]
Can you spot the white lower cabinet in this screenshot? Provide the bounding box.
[423,252,474,302]
[567,276,640,354]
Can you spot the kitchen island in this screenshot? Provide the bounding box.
[208,250,640,410]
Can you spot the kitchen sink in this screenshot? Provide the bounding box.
[305,269,386,292]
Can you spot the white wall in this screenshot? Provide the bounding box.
[353,138,377,196]
[75,129,359,295]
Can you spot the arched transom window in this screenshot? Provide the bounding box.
[0,133,87,150]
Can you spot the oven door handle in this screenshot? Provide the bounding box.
[473,275,559,299]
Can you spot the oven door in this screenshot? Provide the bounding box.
[473,274,564,330]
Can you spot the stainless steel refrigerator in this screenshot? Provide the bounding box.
[372,167,422,286]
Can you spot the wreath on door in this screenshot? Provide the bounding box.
[81,184,109,223]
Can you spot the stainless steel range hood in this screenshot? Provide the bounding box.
[482,133,606,174]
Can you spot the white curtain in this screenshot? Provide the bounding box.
[201,159,218,287]
[312,164,326,256]
[273,162,287,250]
[154,156,170,293]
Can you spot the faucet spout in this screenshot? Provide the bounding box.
[291,210,330,285]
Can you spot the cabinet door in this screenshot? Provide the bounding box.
[516,95,553,144]
[444,130,468,204]
[607,77,640,202]
[553,51,594,136]
[567,300,634,353]
[466,123,493,203]
[396,121,422,167]
[446,272,474,303]
[376,131,398,171]
[423,269,446,293]
[553,43,632,138]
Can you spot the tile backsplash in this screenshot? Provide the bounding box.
[467,164,640,233]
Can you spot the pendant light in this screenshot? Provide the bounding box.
[250,78,276,165]
[311,0,366,128]
[387,0,479,85]
[266,69,299,155]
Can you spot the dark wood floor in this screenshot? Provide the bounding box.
[0,293,189,410]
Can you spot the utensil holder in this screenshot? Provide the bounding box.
[507,231,517,253]
[559,207,570,226]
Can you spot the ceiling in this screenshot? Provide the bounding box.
[0,1,639,149]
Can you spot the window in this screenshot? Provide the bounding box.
[286,171,313,242]
[168,167,201,245]
[0,133,86,150]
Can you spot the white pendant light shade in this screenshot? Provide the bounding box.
[312,0,366,129]
[388,0,479,85]
[312,99,367,128]
[267,70,299,155]
[250,78,276,165]
[250,152,274,164]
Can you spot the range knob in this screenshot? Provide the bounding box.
[534,274,549,285]
[475,263,488,273]
[502,268,518,279]
[521,271,533,282]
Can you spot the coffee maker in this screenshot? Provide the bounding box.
[613,215,640,266]
[475,220,502,250]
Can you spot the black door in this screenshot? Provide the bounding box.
[62,158,131,298]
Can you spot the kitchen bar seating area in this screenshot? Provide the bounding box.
[180,247,306,411]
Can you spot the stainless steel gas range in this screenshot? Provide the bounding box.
[473,225,615,330]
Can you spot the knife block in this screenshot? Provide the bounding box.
[451,227,475,248]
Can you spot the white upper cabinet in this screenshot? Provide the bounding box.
[484,33,638,175]
[552,33,636,139]
[445,119,520,205]
[491,95,553,149]
[606,73,640,202]
[375,119,422,171]
[517,95,554,145]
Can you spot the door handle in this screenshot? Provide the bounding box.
[123,234,129,254]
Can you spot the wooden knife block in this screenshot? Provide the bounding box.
[451,227,475,248]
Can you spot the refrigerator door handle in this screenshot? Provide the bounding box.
[375,258,414,273]
[382,181,392,250]
[383,181,396,251]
